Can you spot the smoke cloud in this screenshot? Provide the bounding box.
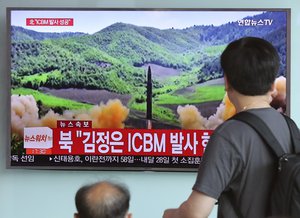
[85,99,129,129]
[177,96,232,130]
[177,105,207,130]
[11,95,129,137]
[271,76,286,112]
[11,95,40,136]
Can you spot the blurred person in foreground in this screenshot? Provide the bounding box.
[163,37,292,218]
[74,180,132,218]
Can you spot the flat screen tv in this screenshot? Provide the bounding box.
[7,8,291,171]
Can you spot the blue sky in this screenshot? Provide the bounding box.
[10,10,263,34]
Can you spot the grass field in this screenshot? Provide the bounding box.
[155,85,225,105]
[11,87,92,110]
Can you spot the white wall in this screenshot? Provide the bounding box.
[0,1,299,218]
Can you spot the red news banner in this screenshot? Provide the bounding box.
[26,18,74,26]
[24,120,212,157]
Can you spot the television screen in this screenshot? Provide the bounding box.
[7,8,290,170]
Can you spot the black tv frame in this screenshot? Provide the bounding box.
[6,7,291,171]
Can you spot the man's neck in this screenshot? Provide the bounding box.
[235,95,272,113]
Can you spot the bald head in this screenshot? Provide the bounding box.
[75,181,130,218]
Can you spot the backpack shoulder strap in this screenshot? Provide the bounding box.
[282,114,300,153]
[232,111,285,157]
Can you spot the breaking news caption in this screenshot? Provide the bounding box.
[11,120,213,170]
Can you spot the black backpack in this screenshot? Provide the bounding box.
[232,111,300,218]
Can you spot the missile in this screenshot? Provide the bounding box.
[146,66,152,129]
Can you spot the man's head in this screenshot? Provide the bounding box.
[74,181,131,218]
[221,37,280,96]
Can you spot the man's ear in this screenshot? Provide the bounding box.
[74,213,79,218]
[126,212,132,218]
[270,82,275,92]
[270,82,277,97]
[224,75,229,91]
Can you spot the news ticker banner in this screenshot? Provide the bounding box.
[11,120,213,170]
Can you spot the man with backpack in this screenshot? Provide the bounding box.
[163,37,299,218]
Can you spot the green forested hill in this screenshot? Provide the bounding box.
[11,37,145,94]
[11,26,86,41]
[11,11,288,94]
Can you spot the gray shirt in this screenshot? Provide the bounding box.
[193,108,291,218]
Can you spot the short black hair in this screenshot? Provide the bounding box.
[75,181,130,218]
[221,37,280,96]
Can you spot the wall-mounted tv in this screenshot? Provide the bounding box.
[7,8,290,171]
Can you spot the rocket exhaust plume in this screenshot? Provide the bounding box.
[89,99,129,129]
[146,66,152,129]
[177,105,207,130]
[177,93,235,130]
